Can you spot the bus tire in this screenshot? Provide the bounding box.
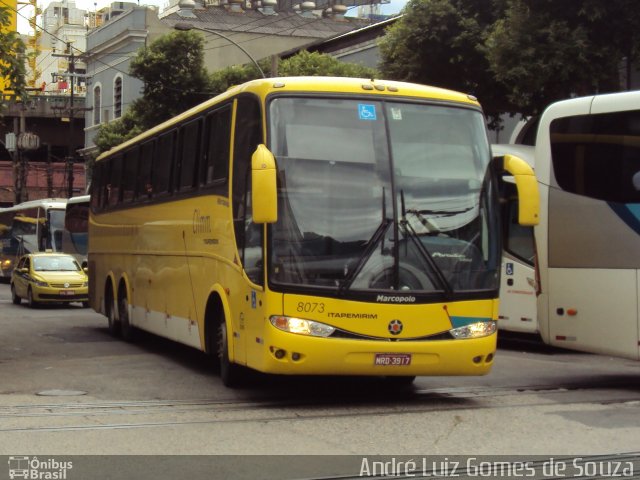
[11,284,21,305]
[119,291,137,342]
[106,289,120,337]
[217,320,243,388]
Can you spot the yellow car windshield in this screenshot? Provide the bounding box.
[33,256,80,272]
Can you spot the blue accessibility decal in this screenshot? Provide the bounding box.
[358,104,377,121]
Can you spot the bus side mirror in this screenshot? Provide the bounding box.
[251,144,278,224]
[494,154,540,226]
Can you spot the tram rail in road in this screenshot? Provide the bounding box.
[0,282,640,457]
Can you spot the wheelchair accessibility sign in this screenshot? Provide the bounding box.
[505,262,514,276]
[358,104,377,121]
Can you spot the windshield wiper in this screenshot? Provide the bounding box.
[407,206,475,217]
[338,189,391,294]
[400,190,453,294]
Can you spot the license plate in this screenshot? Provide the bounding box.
[59,290,75,296]
[374,353,412,366]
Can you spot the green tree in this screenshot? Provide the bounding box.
[378,0,511,126]
[129,30,212,128]
[0,5,26,110]
[95,30,212,152]
[209,51,378,95]
[487,0,640,116]
[93,110,143,153]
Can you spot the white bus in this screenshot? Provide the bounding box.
[493,144,538,335]
[496,90,640,360]
[61,195,89,267]
[0,198,68,279]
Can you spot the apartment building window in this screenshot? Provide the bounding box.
[114,76,122,119]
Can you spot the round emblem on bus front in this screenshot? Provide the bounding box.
[388,319,403,335]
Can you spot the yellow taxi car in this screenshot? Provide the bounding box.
[10,252,89,308]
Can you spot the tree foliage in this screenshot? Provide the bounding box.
[93,110,143,153]
[486,0,640,116]
[278,50,377,78]
[209,51,378,95]
[0,5,26,110]
[378,0,510,126]
[129,30,212,128]
[95,31,212,152]
[379,0,640,121]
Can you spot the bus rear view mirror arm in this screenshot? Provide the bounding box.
[493,154,540,226]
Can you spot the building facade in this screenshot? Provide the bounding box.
[82,0,373,156]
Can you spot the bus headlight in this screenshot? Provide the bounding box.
[450,320,497,339]
[270,316,335,337]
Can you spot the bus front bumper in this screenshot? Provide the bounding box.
[251,327,497,377]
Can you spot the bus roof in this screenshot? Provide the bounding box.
[96,76,481,162]
[0,198,68,212]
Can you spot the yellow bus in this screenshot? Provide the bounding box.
[89,76,538,386]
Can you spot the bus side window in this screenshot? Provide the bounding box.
[108,155,123,207]
[122,147,138,203]
[153,131,175,196]
[232,95,263,285]
[202,105,231,193]
[136,141,154,200]
[177,119,201,192]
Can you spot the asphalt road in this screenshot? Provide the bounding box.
[0,282,639,479]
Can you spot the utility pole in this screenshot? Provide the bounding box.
[68,42,75,198]
[52,42,86,198]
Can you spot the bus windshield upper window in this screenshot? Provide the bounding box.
[268,97,497,295]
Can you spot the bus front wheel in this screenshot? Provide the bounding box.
[217,321,243,388]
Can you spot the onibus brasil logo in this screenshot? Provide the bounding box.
[8,456,72,479]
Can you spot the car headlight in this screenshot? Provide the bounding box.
[450,320,497,339]
[33,279,49,287]
[83,281,88,287]
[270,315,335,337]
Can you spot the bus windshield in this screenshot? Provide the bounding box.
[268,97,498,296]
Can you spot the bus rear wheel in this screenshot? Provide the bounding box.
[106,293,120,337]
[217,321,244,388]
[119,293,136,342]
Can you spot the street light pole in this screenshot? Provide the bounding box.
[173,22,266,79]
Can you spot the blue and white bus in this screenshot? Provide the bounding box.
[496,90,640,360]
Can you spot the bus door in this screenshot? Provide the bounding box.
[230,95,265,366]
[499,182,538,334]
